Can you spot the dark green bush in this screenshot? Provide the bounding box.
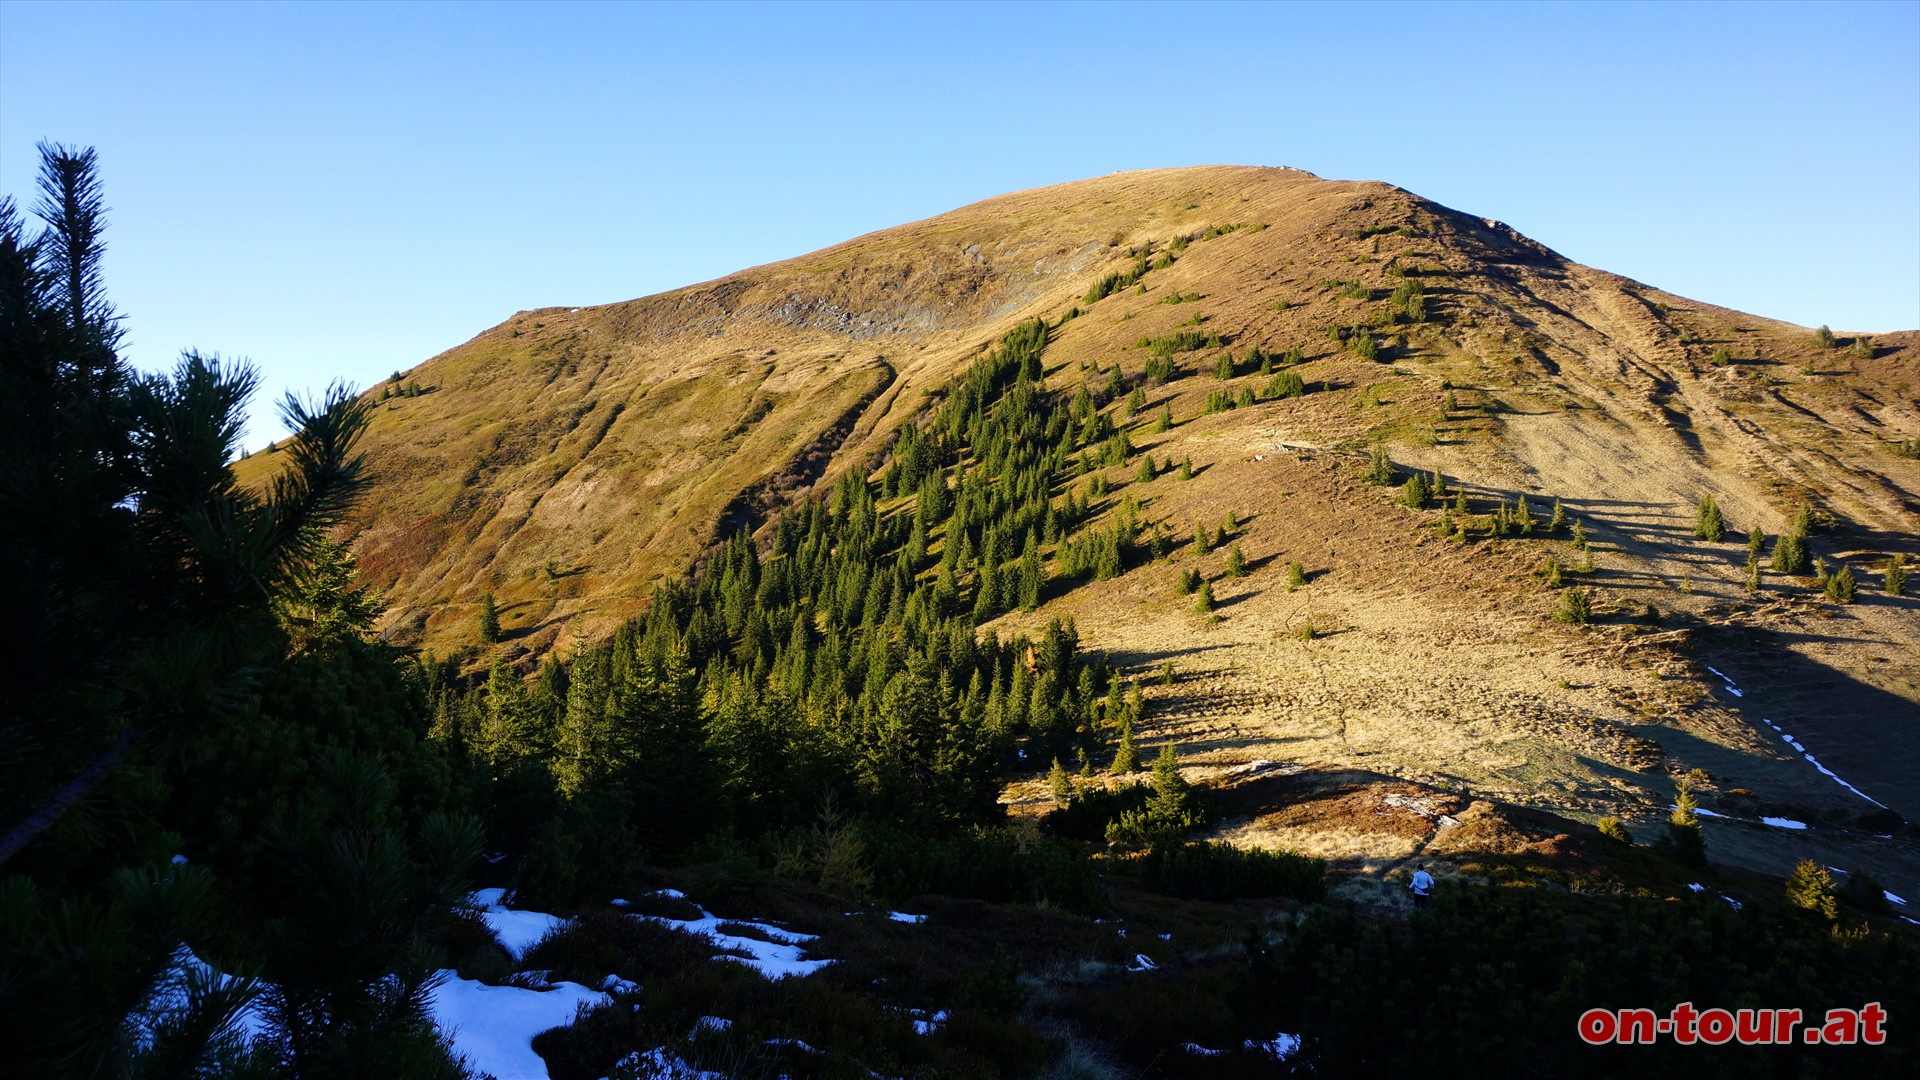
[1136,841,1326,902]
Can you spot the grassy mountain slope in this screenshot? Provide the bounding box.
[239,164,1920,896]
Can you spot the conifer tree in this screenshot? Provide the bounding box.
[1111,718,1140,773]
[1825,562,1856,603]
[1770,531,1809,575]
[1553,588,1592,625]
[1401,471,1430,508]
[1887,554,1908,597]
[1786,859,1839,921]
[1136,455,1157,483]
[1194,581,1215,614]
[1048,756,1073,808]
[1694,495,1724,542]
[1153,404,1173,432]
[477,591,501,643]
[1286,562,1308,589]
[1548,498,1566,534]
[1364,445,1394,485]
[1662,781,1707,868]
[1225,544,1248,578]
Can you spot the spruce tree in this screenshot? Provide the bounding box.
[1048,756,1073,808]
[1825,562,1856,603]
[1662,781,1707,868]
[477,591,501,643]
[1145,742,1200,835]
[1786,859,1839,921]
[1887,554,1908,596]
[1193,522,1213,556]
[1194,581,1215,614]
[1364,445,1394,485]
[1136,455,1157,483]
[1770,531,1809,575]
[1401,472,1430,508]
[1553,588,1592,625]
[1286,562,1308,589]
[1178,566,1201,594]
[1225,544,1248,578]
[1154,405,1173,432]
[1694,495,1724,542]
[1111,719,1140,773]
[1548,498,1567,534]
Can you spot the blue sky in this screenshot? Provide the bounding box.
[4,0,1916,449]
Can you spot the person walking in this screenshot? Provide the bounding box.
[1409,864,1435,910]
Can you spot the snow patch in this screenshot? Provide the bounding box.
[694,1015,731,1034]
[132,945,270,1048]
[430,971,609,1080]
[1761,817,1808,830]
[628,901,832,980]
[601,1048,725,1080]
[471,888,569,960]
[1128,953,1157,972]
[1887,891,1908,907]
[1722,896,1743,912]
[1185,1042,1226,1056]
[1686,882,1705,893]
[1246,1032,1303,1060]
[887,911,928,924]
[1799,751,1887,807]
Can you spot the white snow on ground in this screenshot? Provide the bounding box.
[132,945,270,1047]
[1761,817,1809,830]
[1887,891,1908,906]
[1755,722,1888,808]
[1245,1033,1302,1060]
[1682,806,1727,818]
[1722,896,1743,912]
[622,891,833,979]
[602,974,639,995]
[1686,883,1705,893]
[887,911,928,924]
[1704,667,1743,697]
[1798,750,1887,808]
[472,888,569,960]
[694,1015,731,1034]
[911,1009,949,1035]
[430,971,609,1080]
[600,1048,725,1080]
[1184,1043,1225,1056]
[1128,953,1157,971]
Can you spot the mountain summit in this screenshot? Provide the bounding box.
[249,164,1919,892]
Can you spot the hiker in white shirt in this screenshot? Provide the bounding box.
[1409,865,1435,909]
